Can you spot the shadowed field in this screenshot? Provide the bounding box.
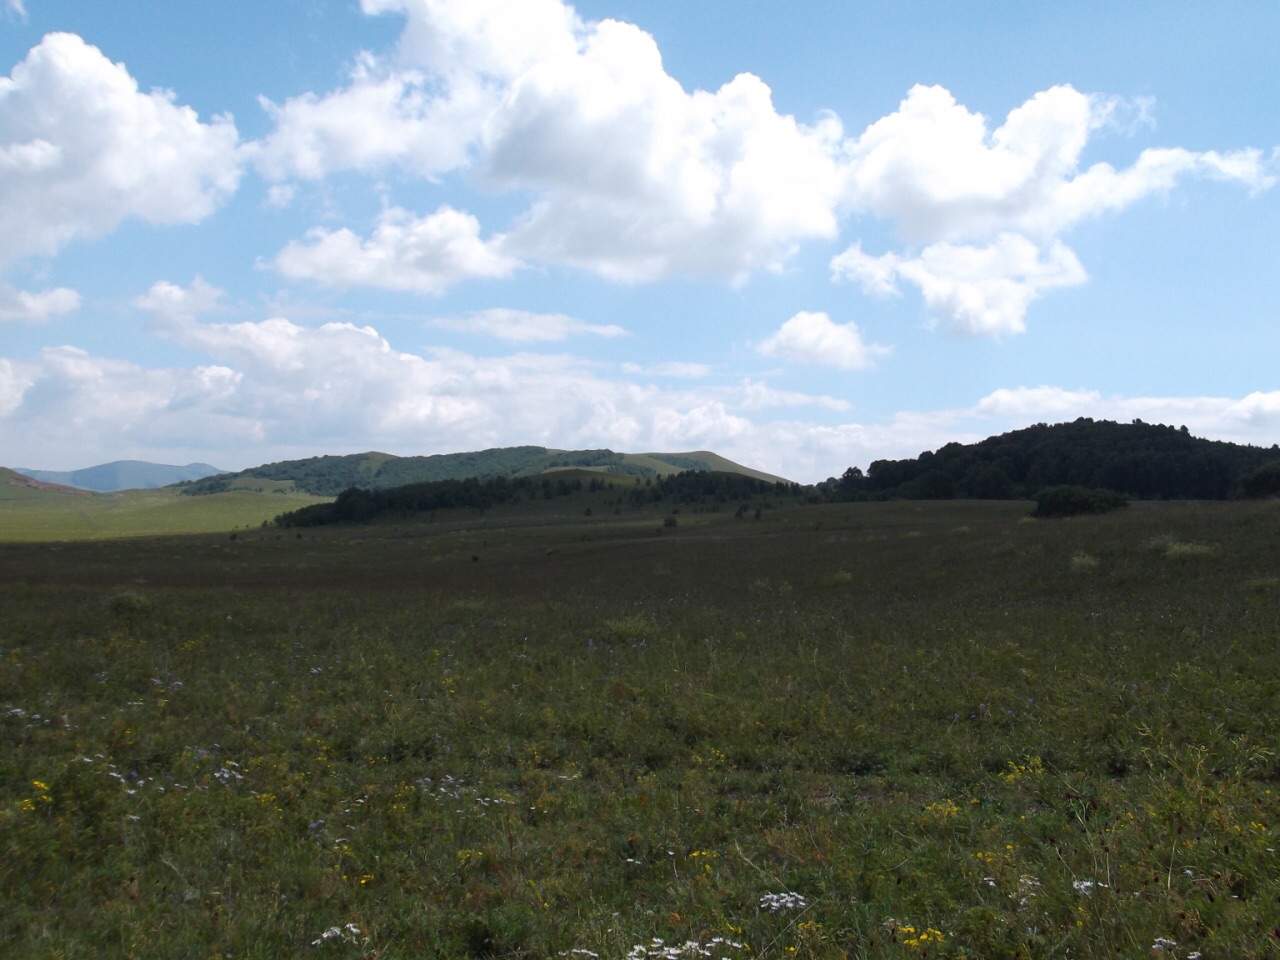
[2,499,1279,957]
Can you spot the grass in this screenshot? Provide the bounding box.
[0,486,330,541]
[2,498,1279,957]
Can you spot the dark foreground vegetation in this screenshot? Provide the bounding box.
[3,494,1280,958]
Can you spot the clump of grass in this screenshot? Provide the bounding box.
[1149,535,1220,559]
[748,576,792,596]
[603,614,655,640]
[1069,551,1100,572]
[819,570,854,588]
[106,589,155,617]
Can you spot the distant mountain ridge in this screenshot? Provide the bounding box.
[177,447,789,497]
[15,460,227,493]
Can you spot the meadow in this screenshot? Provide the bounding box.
[0,481,329,542]
[2,495,1279,958]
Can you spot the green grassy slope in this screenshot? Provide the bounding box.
[0,474,329,541]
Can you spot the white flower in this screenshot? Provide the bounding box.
[311,922,362,947]
[759,891,808,912]
[1072,879,1108,895]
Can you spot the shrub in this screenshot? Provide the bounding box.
[1031,485,1128,518]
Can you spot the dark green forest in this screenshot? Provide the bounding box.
[826,418,1280,501]
[274,470,802,527]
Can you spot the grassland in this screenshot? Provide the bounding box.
[2,496,1279,958]
[0,479,329,542]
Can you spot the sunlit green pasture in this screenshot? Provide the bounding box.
[0,486,330,541]
[2,499,1279,958]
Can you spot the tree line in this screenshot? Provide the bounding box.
[273,471,801,527]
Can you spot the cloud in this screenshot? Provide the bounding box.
[134,277,225,327]
[832,235,1087,336]
[4,0,26,21]
[256,1,845,283]
[274,206,520,294]
[0,33,242,264]
[253,54,485,181]
[430,308,626,342]
[6,297,1280,481]
[486,21,844,282]
[832,83,1274,333]
[0,281,80,324]
[757,311,890,369]
[4,280,870,472]
[254,0,584,181]
[735,378,852,413]
[973,386,1104,419]
[840,83,1273,242]
[253,4,1274,313]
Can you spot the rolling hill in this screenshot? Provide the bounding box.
[176,447,789,497]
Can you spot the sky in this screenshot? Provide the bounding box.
[1,0,1278,482]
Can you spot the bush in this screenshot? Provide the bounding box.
[1031,485,1128,518]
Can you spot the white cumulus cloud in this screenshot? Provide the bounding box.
[0,33,242,264]
[757,311,890,369]
[833,83,1274,334]
[274,206,520,294]
[256,1,844,284]
[0,281,80,324]
[832,235,1087,336]
[486,20,844,282]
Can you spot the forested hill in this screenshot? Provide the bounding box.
[833,418,1280,501]
[179,447,787,497]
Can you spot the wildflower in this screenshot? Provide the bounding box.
[1072,880,1108,895]
[311,923,362,947]
[924,798,959,819]
[759,892,808,912]
[1015,875,1041,906]
[1151,937,1177,952]
[901,926,946,948]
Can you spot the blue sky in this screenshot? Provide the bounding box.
[2,0,1277,481]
